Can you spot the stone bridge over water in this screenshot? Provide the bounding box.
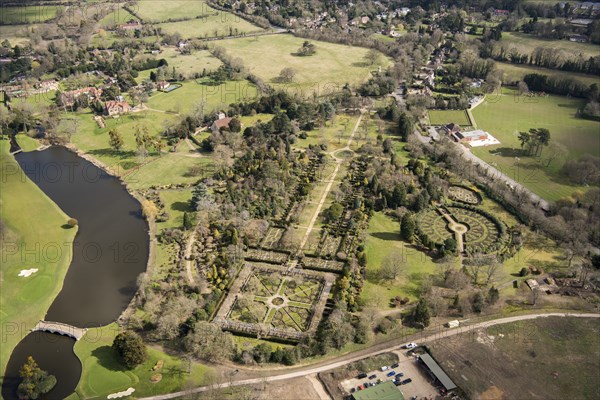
[32,321,87,340]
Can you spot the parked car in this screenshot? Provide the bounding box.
[386,371,396,377]
[400,378,413,385]
[391,363,399,368]
[394,372,404,379]
[357,373,368,379]
[368,374,377,380]
[394,381,402,386]
[404,342,418,349]
[350,388,356,393]
[357,385,364,391]
[380,366,389,371]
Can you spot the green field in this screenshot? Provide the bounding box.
[156,14,263,39]
[501,32,600,58]
[146,78,258,115]
[0,140,77,379]
[136,0,213,22]
[363,212,441,307]
[0,5,62,24]
[471,87,600,201]
[497,61,600,86]
[67,110,214,189]
[0,24,40,45]
[145,48,223,79]
[99,6,138,27]
[156,189,193,230]
[428,109,471,126]
[69,323,215,399]
[216,34,392,95]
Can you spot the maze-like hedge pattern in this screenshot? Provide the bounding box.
[284,279,322,303]
[447,206,503,254]
[448,186,481,205]
[417,209,454,244]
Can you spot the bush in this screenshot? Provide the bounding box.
[519,267,529,277]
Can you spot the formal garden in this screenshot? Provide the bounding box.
[214,264,333,341]
[416,203,510,255]
[447,185,482,205]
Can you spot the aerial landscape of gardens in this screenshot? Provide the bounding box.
[0,0,599,399]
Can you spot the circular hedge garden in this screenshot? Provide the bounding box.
[416,204,509,255]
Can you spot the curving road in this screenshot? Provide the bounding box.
[139,312,599,399]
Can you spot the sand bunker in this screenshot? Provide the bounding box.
[18,268,39,277]
[107,388,135,399]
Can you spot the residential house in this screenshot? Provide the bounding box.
[119,20,142,31]
[211,113,232,132]
[62,87,103,106]
[157,81,170,90]
[104,100,131,116]
[444,122,462,135]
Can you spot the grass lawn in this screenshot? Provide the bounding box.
[0,24,45,45]
[149,48,222,79]
[428,109,471,126]
[15,133,40,151]
[0,140,77,379]
[99,6,138,27]
[215,35,392,96]
[497,61,600,86]
[136,0,212,22]
[69,323,215,399]
[156,12,263,39]
[501,32,600,58]
[0,5,62,24]
[156,189,193,230]
[146,79,258,115]
[67,110,214,189]
[238,113,273,127]
[429,317,600,400]
[471,87,600,201]
[363,212,441,307]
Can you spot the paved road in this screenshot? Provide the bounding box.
[139,312,598,399]
[413,130,550,210]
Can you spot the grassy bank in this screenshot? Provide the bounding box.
[69,323,214,399]
[0,139,77,379]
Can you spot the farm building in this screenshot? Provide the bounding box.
[351,381,404,400]
[418,353,457,392]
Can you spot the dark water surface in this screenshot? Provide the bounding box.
[2,146,149,399]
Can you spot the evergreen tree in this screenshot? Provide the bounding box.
[112,331,147,369]
[413,298,431,327]
[398,112,413,141]
[108,129,124,152]
[400,213,416,241]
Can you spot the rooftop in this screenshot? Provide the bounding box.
[352,381,404,400]
[419,353,457,391]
